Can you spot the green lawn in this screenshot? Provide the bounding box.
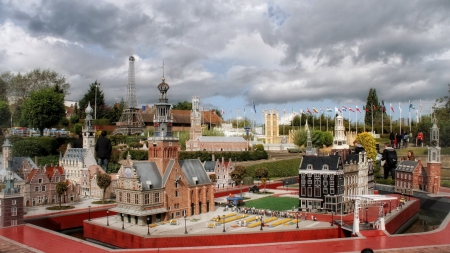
[244,197,298,211]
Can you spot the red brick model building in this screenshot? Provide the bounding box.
[111,77,214,226]
[395,115,441,194]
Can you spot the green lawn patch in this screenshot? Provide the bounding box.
[91,200,116,204]
[244,196,298,211]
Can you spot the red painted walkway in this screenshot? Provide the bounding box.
[0,211,449,253]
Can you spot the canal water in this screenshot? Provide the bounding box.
[399,208,448,234]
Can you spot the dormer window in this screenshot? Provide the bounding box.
[307,164,313,170]
[323,165,329,170]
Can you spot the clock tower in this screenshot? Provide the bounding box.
[148,77,179,175]
[426,115,441,194]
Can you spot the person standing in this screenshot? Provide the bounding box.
[396,132,402,149]
[407,150,415,161]
[417,131,423,147]
[389,131,395,146]
[95,130,112,173]
[381,143,397,179]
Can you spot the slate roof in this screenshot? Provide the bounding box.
[396,160,419,173]
[299,155,341,171]
[162,159,175,187]
[133,161,162,190]
[204,161,216,172]
[62,148,97,167]
[179,159,211,186]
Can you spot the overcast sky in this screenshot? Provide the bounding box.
[1,0,449,124]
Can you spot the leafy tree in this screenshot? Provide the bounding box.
[0,72,11,101]
[355,132,377,160]
[293,129,307,147]
[230,165,247,196]
[21,88,66,136]
[73,123,82,135]
[105,98,125,123]
[323,131,333,147]
[254,167,269,179]
[172,101,192,110]
[78,81,106,119]
[56,181,68,209]
[7,69,70,101]
[97,173,112,203]
[312,130,324,147]
[209,174,217,185]
[0,99,11,128]
[260,177,268,193]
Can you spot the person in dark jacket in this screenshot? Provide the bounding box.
[353,140,365,154]
[389,131,395,146]
[95,130,112,173]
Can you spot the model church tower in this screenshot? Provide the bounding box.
[148,77,179,174]
[426,115,441,194]
[0,136,24,227]
[332,114,349,150]
[190,96,202,141]
[83,102,96,151]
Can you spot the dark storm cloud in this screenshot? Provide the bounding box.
[1,0,450,110]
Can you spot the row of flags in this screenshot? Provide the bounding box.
[220,100,424,117]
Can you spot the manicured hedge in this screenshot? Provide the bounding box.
[178,150,268,162]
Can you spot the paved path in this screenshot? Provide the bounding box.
[0,189,450,252]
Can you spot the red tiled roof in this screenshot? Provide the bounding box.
[25,169,37,183]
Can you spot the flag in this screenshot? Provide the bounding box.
[420,99,423,112]
[221,108,225,115]
[363,106,369,113]
[372,104,377,111]
[335,106,342,114]
[283,108,286,114]
[409,100,415,110]
[300,108,304,115]
[252,100,256,113]
[237,109,239,114]
[244,107,246,114]
[326,107,332,112]
[319,107,324,113]
[349,107,355,112]
[390,103,394,112]
[399,103,402,113]
[307,108,312,114]
[313,107,319,113]
[356,105,361,113]
[342,106,347,111]
[382,105,386,112]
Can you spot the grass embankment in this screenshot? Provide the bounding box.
[245,158,301,178]
[244,197,298,211]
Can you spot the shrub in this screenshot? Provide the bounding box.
[121,149,148,160]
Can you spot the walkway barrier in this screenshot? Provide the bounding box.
[270,218,292,227]
[247,217,278,228]
[211,212,237,222]
[224,214,248,223]
[169,219,179,225]
[206,221,217,228]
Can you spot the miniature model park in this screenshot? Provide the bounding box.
[0,56,449,253]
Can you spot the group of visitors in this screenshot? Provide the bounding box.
[389,130,413,149]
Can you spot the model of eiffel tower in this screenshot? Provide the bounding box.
[111,55,145,135]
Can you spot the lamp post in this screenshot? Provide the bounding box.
[106,210,109,226]
[366,207,369,224]
[260,215,263,231]
[389,200,392,214]
[222,215,226,232]
[122,213,124,230]
[88,206,91,221]
[296,212,299,229]
[331,211,334,226]
[184,215,188,234]
[147,217,150,236]
[94,82,100,120]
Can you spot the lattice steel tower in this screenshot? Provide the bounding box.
[112,55,145,135]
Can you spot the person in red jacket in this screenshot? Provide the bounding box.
[417,131,423,147]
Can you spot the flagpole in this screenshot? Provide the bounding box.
[399,103,402,134]
[389,104,392,133]
[363,108,366,132]
[348,108,350,132]
[356,107,358,135]
[371,103,374,134]
[381,105,384,134]
[408,101,411,133]
[320,113,322,131]
[326,112,329,132]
